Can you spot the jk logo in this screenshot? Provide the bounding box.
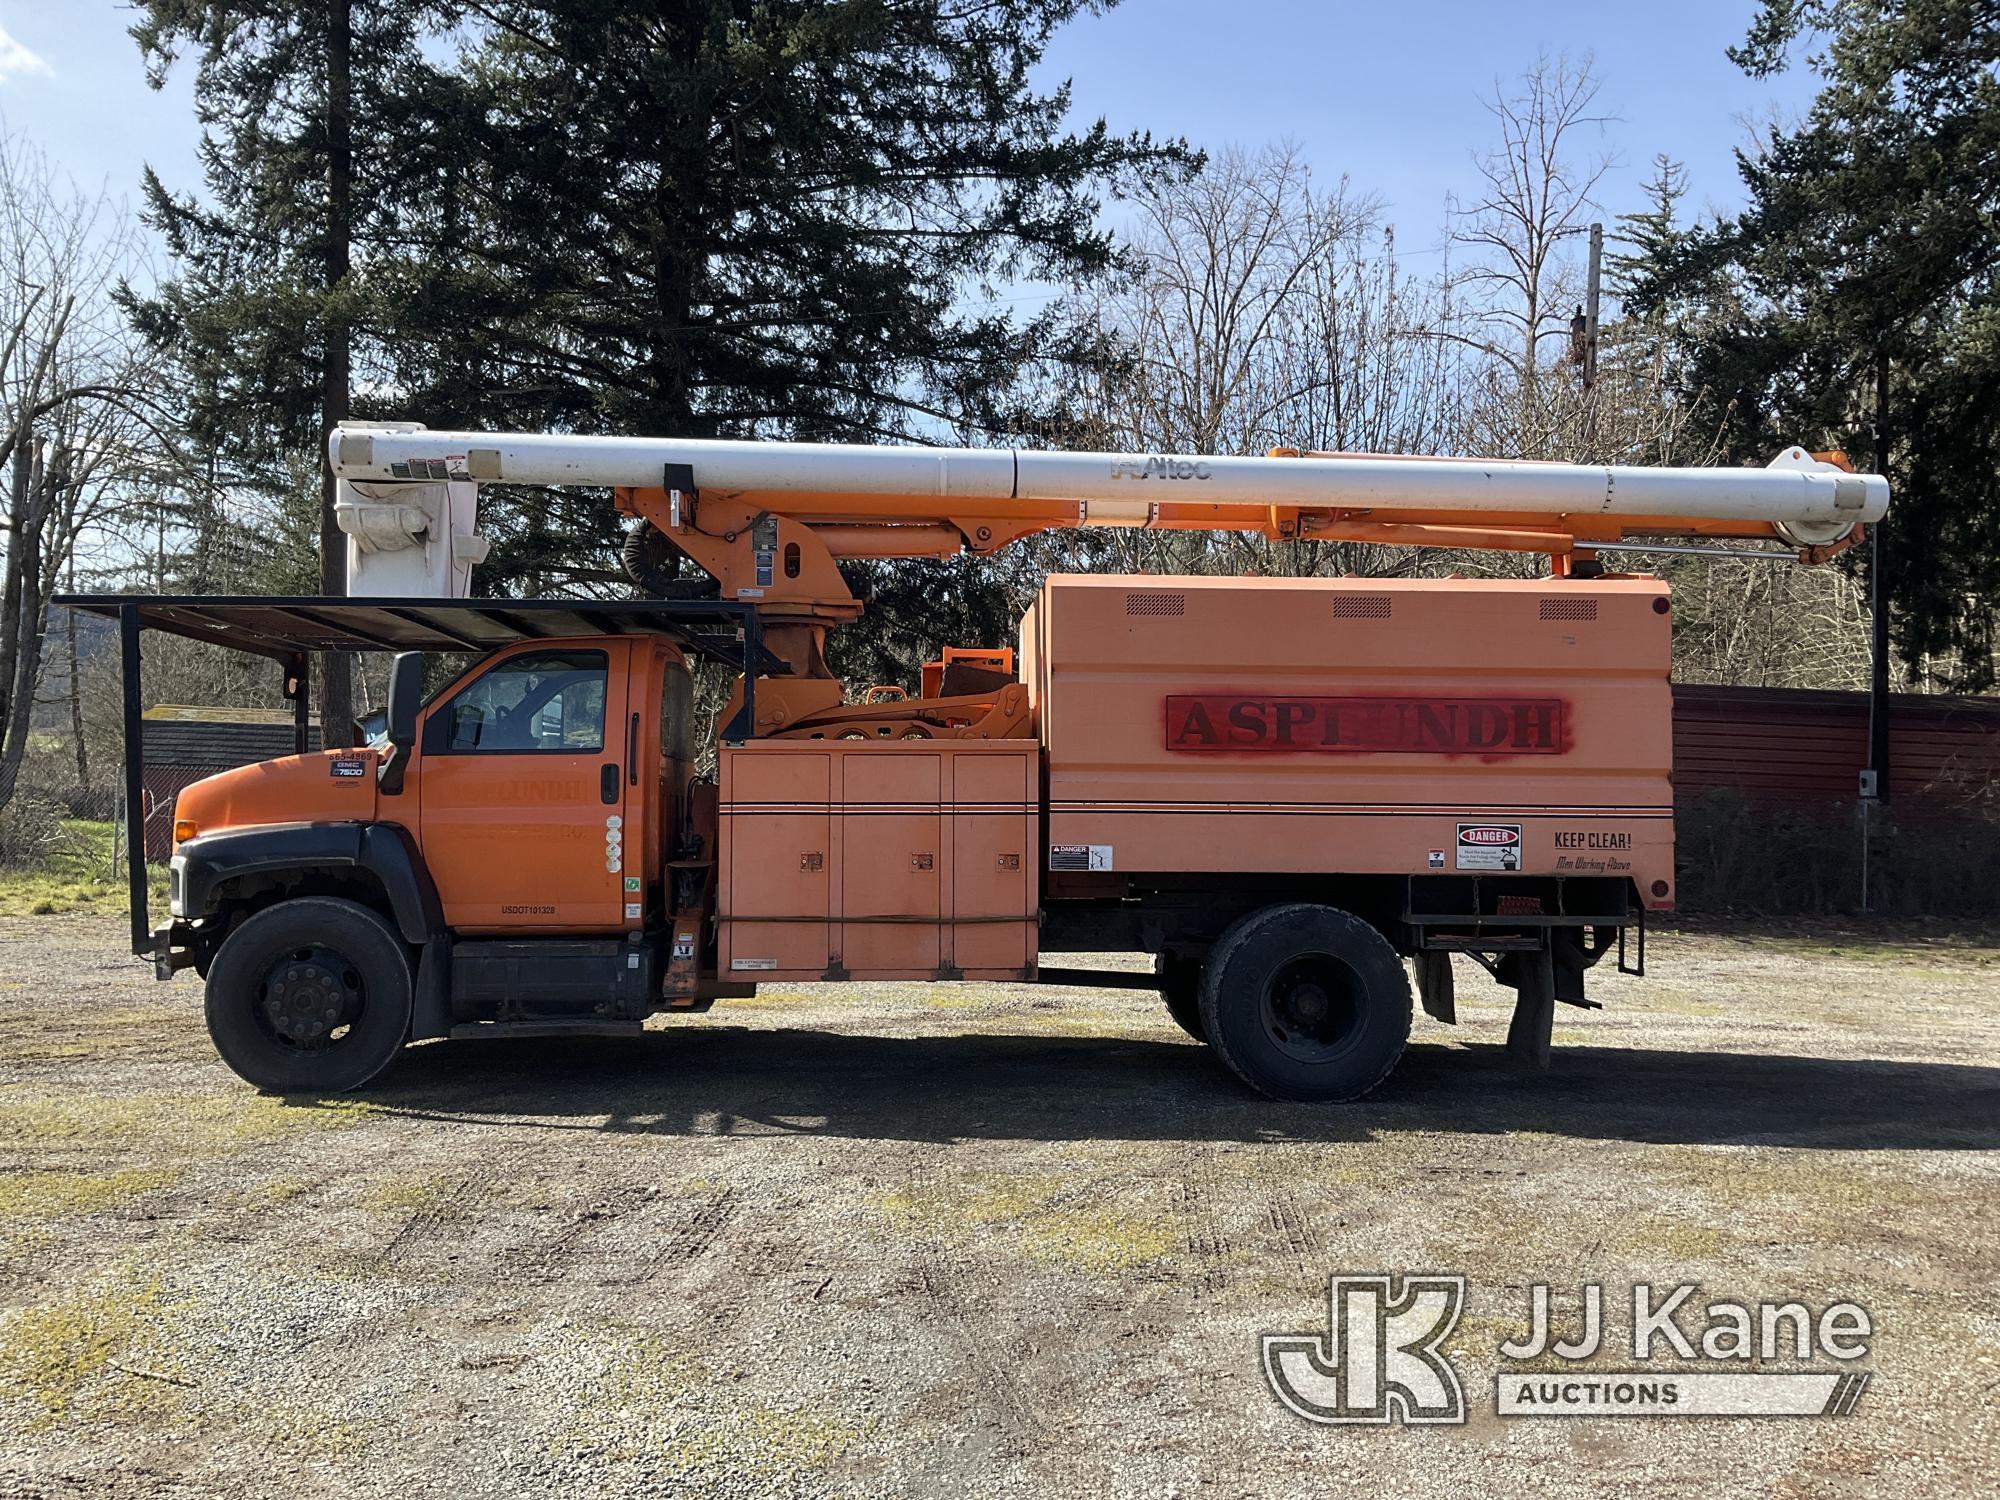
[1263,1274,1467,1425]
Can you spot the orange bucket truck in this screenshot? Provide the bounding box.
[60,428,1887,1100]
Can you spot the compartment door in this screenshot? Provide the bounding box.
[724,751,830,975]
[951,750,1036,973]
[840,752,941,974]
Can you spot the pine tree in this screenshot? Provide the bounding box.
[403,1,1186,443]
[1634,1,2000,688]
[1608,155,1689,303]
[125,1,447,741]
[391,0,1190,647]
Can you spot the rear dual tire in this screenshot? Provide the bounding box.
[1197,903,1410,1102]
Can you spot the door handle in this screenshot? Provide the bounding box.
[601,763,619,804]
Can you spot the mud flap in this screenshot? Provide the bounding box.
[1504,946,1555,1073]
[1414,949,1456,1024]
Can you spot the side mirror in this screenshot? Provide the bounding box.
[378,652,424,794]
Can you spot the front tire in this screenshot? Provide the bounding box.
[1198,903,1411,1101]
[204,897,414,1093]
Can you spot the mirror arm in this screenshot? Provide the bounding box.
[378,651,425,796]
[378,742,412,795]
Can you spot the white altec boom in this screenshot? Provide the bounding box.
[329,422,1888,598]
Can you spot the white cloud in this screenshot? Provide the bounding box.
[0,25,52,84]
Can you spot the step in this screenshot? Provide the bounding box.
[448,1020,645,1040]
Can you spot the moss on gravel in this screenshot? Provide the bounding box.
[0,1267,191,1425]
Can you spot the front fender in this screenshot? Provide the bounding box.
[174,821,444,946]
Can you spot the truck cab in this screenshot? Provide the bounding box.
[100,595,780,1096]
[173,637,698,940]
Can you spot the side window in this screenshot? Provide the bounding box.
[440,650,608,753]
[660,663,696,766]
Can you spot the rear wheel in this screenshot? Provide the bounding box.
[204,897,414,1094]
[1154,951,1205,1042]
[1198,903,1411,1101]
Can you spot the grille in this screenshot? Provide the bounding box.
[1125,592,1186,617]
[1330,595,1394,619]
[1539,597,1599,621]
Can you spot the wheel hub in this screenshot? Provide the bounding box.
[1262,956,1362,1063]
[260,949,359,1049]
[1283,982,1331,1026]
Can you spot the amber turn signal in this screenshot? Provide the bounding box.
[173,819,198,844]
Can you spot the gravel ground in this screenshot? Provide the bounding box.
[0,914,1995,1498]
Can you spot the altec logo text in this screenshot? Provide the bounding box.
[1164,696,1564,755]
[1264,1276,1873,1425]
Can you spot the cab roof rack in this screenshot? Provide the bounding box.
[54,592,789,959]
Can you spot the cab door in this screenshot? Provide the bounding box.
[414,641,634,932]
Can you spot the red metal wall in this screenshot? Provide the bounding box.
[1672,684,2000,804]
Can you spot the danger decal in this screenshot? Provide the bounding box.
[1164,696,1564,755]
[1455,823,1522,871]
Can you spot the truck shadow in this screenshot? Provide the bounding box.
[315,1028,2000,1152]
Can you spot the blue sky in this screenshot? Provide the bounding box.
[0,1,1818,260]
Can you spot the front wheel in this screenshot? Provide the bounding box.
[1198,903,1411,1102]
[204,896,414,1093]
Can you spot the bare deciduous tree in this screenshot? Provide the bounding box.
[0,132,160,814]
[1083,144,1473,579]
[1445,53,1613,459]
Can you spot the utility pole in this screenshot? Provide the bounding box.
[1581,222,1603,450]
[1868,347,1892,803]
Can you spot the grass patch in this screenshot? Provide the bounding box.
[0,1168,179,1219]
[573,1330,874,1482]
[195,1176,313,1230]
[709,987,860,1011]
[0,1087,378,1154]
[263,1404,368,1459]
[0,818,169,917]
[1645,1145,1931,1234]
[874,1171,1175,1272]
[0,1267,189,1424]
[1009,1002,1151,1039]
[1613,1218,1724,1261]
[359,1170,492,1220]
[0,1005,190,1064]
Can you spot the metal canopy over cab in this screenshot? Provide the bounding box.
[54,592,788,959]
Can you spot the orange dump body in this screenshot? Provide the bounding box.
[1023,574,1674,910]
